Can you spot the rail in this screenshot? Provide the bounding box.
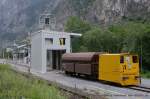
[129,85,150,93]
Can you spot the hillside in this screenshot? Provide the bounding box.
[0,0,150,48]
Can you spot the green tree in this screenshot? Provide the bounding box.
[141,26,150,69]
[65,16,91,52]
[83,27,117,52]
[65,16,91,33]
[108,24,127,52]
[109,22,150,70]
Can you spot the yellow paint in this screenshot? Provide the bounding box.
[59,38,65,45]
[98,54,140,86]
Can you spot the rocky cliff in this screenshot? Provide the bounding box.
[0,0,150,47]
[86,0,150,24]
[55,0,150,27]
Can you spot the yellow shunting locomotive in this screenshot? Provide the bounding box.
[62,52,140,86]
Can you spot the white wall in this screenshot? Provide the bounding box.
[31,33,46,73]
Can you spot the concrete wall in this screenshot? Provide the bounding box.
[31,32,46,73]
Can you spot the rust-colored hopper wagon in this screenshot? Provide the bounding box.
[62,52,102,79]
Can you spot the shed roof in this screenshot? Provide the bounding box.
[31,30,82,37]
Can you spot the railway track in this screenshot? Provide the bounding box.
[129,85,150,93]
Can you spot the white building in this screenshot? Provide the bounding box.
[31,13,81,73]
[12,44,31,64]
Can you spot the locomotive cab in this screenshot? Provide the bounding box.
[99,53,140,86]
[120,54,140,86]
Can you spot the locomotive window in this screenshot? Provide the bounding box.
[120,56,124,63]
[132,56,138,63]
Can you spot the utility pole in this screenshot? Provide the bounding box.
[140,39,143,72]
[3,49,5,59]
[139,38,143,85]
[28,32,31,73]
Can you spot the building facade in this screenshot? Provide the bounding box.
[31,13,81,73]
[31,30,73,73]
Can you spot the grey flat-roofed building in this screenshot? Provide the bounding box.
[31,30,81,73]
[31,13,81,73]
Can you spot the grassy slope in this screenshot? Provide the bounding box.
[0,64,67,99]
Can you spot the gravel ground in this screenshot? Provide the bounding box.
[141,78,150,86]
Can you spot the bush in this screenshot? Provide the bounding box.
[141,71,150,78]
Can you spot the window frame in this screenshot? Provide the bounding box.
[120,56,124,63]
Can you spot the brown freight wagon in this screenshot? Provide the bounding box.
[62,52,104,79]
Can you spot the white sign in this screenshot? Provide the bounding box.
[126,56,132,69]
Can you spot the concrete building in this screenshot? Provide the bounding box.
[12,44,31,64]
[31,13,81,73]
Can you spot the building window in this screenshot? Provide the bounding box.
[45,18,50,25]
[59,38,66,45]
[45,38,53,45]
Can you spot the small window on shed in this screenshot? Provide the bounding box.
[120,56,124,63]
[132,56,138,63]
[45,38,53,45]
[45,18,50,25]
